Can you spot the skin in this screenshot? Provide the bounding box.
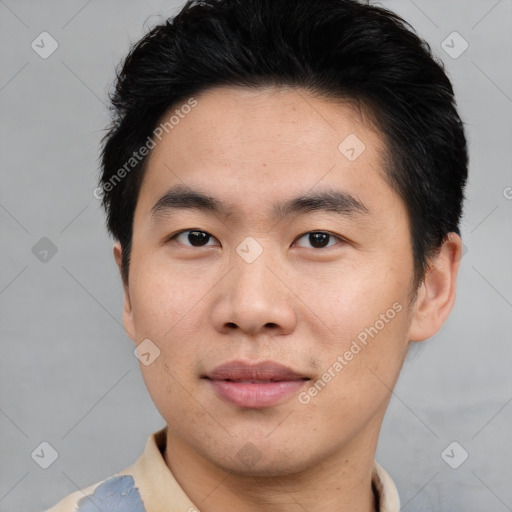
[113,85,462,512]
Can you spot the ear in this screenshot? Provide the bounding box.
[113,241,136,342]
[408,232,462,342]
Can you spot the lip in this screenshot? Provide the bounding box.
[203,360,310,409]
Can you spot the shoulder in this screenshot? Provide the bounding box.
[44,472,146,512]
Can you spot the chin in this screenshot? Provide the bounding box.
[217,455,313,478]
[199,438,326,478]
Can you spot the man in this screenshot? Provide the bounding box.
[46,0,467,510]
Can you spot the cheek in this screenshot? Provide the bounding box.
[299,263,407,340]
[129,260,212,402]
[299,267,411,400]
[129,259,210,341]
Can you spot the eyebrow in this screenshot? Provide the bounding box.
[150,184,369,223]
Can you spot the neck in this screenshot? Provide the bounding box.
[164,429,379,512]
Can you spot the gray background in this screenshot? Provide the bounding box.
[1,0,511,510]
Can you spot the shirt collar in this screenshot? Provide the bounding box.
[372,461,401,512]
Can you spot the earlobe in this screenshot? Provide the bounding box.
[113,242,136,342]
[408,233,462,342]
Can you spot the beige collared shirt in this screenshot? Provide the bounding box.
[45,427,400,512]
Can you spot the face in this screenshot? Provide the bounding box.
[118,85,426,476]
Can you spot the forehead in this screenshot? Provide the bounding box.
[135,85,400,224]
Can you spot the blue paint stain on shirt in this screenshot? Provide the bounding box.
[76,475,146,512]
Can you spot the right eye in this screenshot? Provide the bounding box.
[167,229,220,248]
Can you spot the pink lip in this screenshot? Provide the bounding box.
[203,360,310,409]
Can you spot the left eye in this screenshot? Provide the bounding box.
[294,231,343,249]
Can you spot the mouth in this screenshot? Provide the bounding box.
[202,360,311,408]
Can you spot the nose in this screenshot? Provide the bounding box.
[210,250,297,337]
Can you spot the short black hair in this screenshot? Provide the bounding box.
[99,0,468,289]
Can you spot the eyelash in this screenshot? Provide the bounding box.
[166,229,346,250]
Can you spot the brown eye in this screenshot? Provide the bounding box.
[294,231,343,249]
[169,230,219,247]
